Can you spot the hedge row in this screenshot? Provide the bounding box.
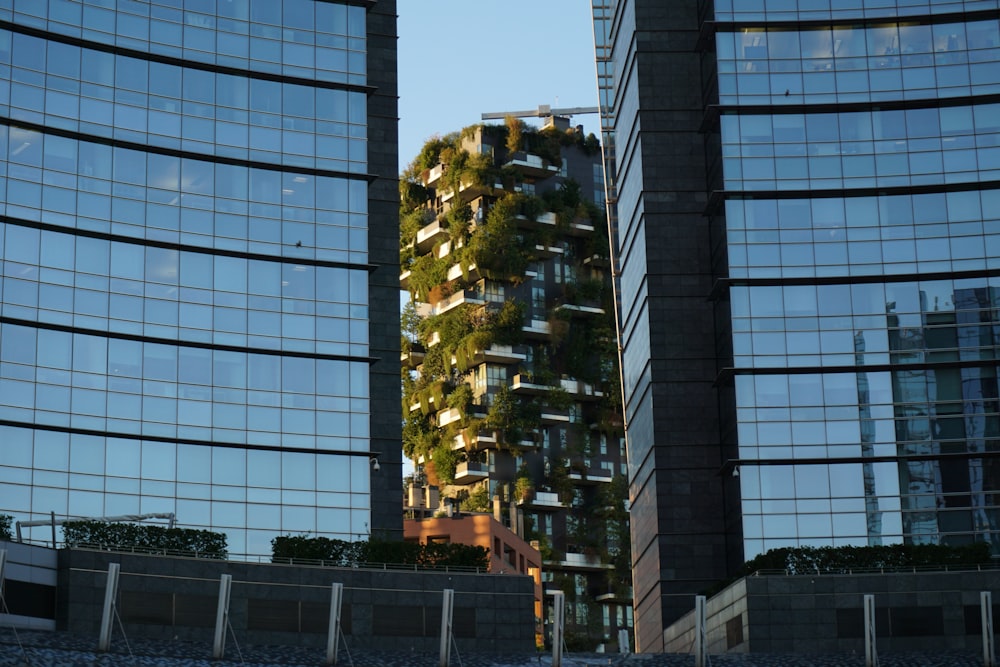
[742,542,992,576]
[271,534,490,570]
[62,520,228,559]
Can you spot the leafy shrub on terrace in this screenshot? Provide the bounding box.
[62,520,228,559]
[271,535,490,571]
[0,514,12,541]
[742,542,992,576]
[702,542,993,598]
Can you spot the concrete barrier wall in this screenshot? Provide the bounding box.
[664,569,1000,654]
[57,549,535,653]
[0,540,57,631]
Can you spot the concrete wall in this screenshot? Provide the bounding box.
[664,570,1000,654]
[0,540,57,631]
[56,549,536,653]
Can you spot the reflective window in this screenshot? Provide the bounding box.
[0,30,368,171]
[725,189,1000,278]
[5,0,367,85]
[721,103,1000,191]
[0,128,368,264]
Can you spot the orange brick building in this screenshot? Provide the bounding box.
[404,513,543,641]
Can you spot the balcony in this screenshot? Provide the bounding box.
[400,344,424,367]
[567,219,596,236]
[453,461,489,484]
[455,428,497,451]
[521,490,563,509]
[512,211,557,231]
[560,378,604,401]
[583,253,610,268]
[510,374,555,396]
[446,261,479,283]
[532,243,564,260]
[436,407,463,428]
[422,163,447,188]
[521,319,551,339]
[440,178,492,205]
[503,151,560,178]
[399,269,411,290]
[539,409,570,425]
[474,344,526,365]
[554,303,605,317]
[596,587,633,604]
[432,288,485,316]
[415,219,450,253]
[569,469,614,485]
[546,552,613,572]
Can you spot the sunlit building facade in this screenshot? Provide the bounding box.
[599,0,1000,650]
[0,0,401,553]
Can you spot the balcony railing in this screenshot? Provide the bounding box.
[503,151,560,178]
[454,461,489,484]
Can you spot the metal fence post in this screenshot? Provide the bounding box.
[326,582,344,665]
[97,563,121,652]
[694,595,707,667]
[439,588,454,667]
[212,574,232,659]
[864,594,877,667]
[552,590,565,667]
[983,591,995,667]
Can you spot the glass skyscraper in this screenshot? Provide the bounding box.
[599,0,1000,651]
[0,0,401,553]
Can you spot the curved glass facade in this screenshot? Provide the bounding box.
[0,0,398,555]
[2,0,367,84]
[718,1,1000,555]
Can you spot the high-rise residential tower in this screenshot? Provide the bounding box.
[400,118,631,646]
[599,0,1000,650]
[0,0,401,552]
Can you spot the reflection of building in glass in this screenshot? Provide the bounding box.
[0,2,401,551]
[595,0,1000,651]
[889,287,1000,548]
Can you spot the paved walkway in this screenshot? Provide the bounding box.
[0,631,985,666]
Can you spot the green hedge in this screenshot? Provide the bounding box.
[271,535,490,570]
[0,514,12,541]
[702,542,993,598]
[62,520,228,559]
[742,542,992,576]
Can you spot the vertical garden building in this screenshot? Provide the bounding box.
[400,118,631,645]
[0,0,402,552]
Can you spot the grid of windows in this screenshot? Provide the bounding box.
[731,279,1000,367]
[1,126,369,263]
[1,224,369,355]
[721,103,1000,191]
[718,18,1000,104]
[0,424,372,556]
[714,0,1000,22]
[726,190,1000,278]
[717,1,1000,556]
[4,0,367,84]
[0,322,370,447]
[0,0,376,548]
[0,29,368,171]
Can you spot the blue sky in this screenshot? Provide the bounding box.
[396,0,600,173]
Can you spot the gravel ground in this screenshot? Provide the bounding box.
[0,630,986,667]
